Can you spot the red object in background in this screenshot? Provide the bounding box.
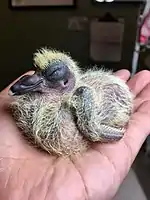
[140,10,150,44]
[140,35,147,44]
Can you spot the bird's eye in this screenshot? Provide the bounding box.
[45,64,68,82]
[51,70,60,77]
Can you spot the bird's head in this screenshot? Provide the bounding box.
[9,48,80,96]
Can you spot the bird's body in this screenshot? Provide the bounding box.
[75,69,133,142]
[9,48,134,157]
[10,92,89,156]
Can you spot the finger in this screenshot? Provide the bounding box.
[0,71,35,96]
[124,100,150,156]
[111,101,150,171]
[133,83,150,111]
[114,69,130,82]
[92,102,150,183]
[127,70,150,96]
[136,100,150,115]
[123,101,150,163]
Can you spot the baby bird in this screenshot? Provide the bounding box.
[9,47,134,157]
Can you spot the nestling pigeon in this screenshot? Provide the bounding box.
[9,48,134,157]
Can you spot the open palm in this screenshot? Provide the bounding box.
[0,70,150,200]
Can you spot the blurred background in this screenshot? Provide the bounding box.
[1,0,150,199]
[1,0,143,89]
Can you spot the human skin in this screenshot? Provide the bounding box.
[0,69,150,200]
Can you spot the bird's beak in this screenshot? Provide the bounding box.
[9,73,44,96]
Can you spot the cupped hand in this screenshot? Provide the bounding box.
[0,70,150,200]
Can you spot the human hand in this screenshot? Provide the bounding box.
[0,70,150,200]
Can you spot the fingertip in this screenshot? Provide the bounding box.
[114,69,130,82]
[127,70,150,96]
